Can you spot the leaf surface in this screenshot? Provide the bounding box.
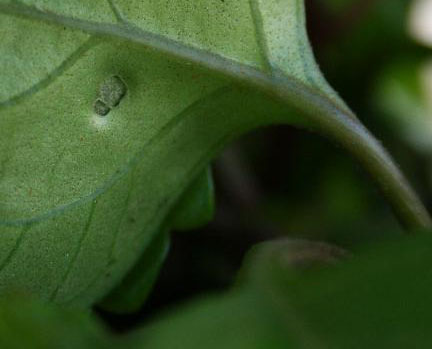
[0,295,111,349]
[0,0,428,308]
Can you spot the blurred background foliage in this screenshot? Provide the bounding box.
[99,0,432,330]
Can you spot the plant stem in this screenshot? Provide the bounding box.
[259,74,432,231]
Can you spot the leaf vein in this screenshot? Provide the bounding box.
[248,0,273,73]
[0,36,97,108]
[294,0,316,87]
[0,2,294,96]
[49,200,97,301]
[106,0,127,24]
[68,120,237,303]
[0,2,350,116]
[0,86,232,227]
[66,176,134,302]
[0,225,31,274]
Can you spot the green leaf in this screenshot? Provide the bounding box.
[0,295,111,349]
[99,226,169,314]
[374,59,432,153]
[170,167,215,232]
[0,0,429,308]
[128,233,432,348]
[2,234,432,348]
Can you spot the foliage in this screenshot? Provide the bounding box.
[2,233,432,348]
[0,0,431,347]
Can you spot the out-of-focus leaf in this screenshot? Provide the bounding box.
[321,0,411,101]
[2,234,432,348]
[0,295,111,349]
[129,233,432,348]
[374,60,432,153]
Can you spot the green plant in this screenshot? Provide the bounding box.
[0,0,431,347]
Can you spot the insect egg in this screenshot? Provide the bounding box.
[93,75,127,116]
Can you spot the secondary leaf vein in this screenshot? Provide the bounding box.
[248,0,273,73]
[106,0,127,24]
[0,225,31,274]
[49,200,97,301]
[0,86,232,227]
[0,37,97,108]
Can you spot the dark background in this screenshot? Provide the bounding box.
[100,0,432,330]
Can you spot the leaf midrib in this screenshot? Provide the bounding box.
[0,1,350,116]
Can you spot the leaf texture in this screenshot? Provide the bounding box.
[0,0,429,308]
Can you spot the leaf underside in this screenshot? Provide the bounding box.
[0,0,342,307]
[2,0,421,310]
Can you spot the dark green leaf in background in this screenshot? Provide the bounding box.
[132,232,432,348]
[0,295,111,349]
[2,233,432,348]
